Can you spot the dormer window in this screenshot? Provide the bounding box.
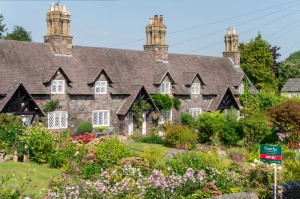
[191,83,200,94]
[160,82,171,94]
[95,81,107,94]
[51,80,65,94]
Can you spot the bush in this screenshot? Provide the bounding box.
[94,137,131,169]
[71,132,96,144]
[164,125,198,150]
[197,111,225,145]
[221,109,242,146]
[283,159,300,182]
[283,150,297,160]
[239,109,271,146]
[19,123,55,163]
[226,147,248,163]
[137,133,164,144]
[0,114,24,150]
[77,121,93,134]
[181,113,196,128]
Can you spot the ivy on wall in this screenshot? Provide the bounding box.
[44,99,62,113]
[151,94,181,111]
[131,101,151,129]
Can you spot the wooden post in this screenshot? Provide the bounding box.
[23,154,29,163]
[13,151,18,162]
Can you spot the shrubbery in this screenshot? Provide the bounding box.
[164,125,198,150]
[137,132,164,144]
[94,137,131,169]
[76,121,93,134]
[0,114,24,151]
[19,123,55,163]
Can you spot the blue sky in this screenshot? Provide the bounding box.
[1,0,300,61]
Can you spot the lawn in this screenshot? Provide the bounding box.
[0,162,61,197]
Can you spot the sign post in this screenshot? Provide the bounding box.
[260,144,282,199]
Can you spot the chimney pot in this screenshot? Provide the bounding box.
[227,27,231,35]
[232,27,236,34]
[50,3,54,11]
[159,15,163,24]
[149,17,153,24]
[154,15,159,24]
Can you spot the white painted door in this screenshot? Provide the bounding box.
[142,112,146,135]
[128,112,133,135]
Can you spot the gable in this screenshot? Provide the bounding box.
[43,67,72,84]
[117,85,158,115]
[88,68,113,85]
[218,88,240,110]
[0,83,44,116]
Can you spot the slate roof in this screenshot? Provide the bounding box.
[282,78,300,92]
[0,39,256,112]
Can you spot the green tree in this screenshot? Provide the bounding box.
[5,25,32,41]
[197,111,225,145]
[239,109,271,146]
[239,33,278,92]
[268,101,300,147]
[278,51,300,89]
[0,14,6,39]
[221,109,242,146]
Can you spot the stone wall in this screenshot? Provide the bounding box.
[271,181,300,199]
[209,191,258,199]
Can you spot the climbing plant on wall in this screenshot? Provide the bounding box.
[44,99,62,113]
[151,94,181,111]
[131,101,151,129]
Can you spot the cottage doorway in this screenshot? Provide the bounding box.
[128,112,133,135]
[142,112,146,134]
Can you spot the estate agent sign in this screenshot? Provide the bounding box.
[260,144,282,164]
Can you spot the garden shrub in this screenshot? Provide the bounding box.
[0,113,24,151]
[118,157,151,174]
[181,112,196,129]
[137,132,164,144]
[221,109,242,146]
[94,137,131,169]
[164,125,198,150]
[76,121,93,134]
[283,150,297,160]
[196,111,225,145]
[140,146,166,170]
[167,151,240,194]
[241,161,274,198]
[71,132,96,144]
[282,159,300,182]
[19,123,55,164]
[226,147,248,163]
[239,109,271,146]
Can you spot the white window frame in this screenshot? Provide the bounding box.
[191,83,200,94]
[48,111,68,129]
[51,80,65,94]
[189,108,202,118]
[95,81,107,94]
[160,82,171,94]
[158,109,172,124]
[92,110,110,127]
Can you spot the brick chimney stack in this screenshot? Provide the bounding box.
[144,15,169,62]
[223,27,240,66]
[44,3,73,55]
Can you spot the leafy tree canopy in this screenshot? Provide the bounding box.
[5,25,32,42]
[0,14,7,39]
[239,33,278,92]
[268,101,300,147]
[279,51,300,89]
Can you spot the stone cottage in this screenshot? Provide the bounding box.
[0,3,257,134]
